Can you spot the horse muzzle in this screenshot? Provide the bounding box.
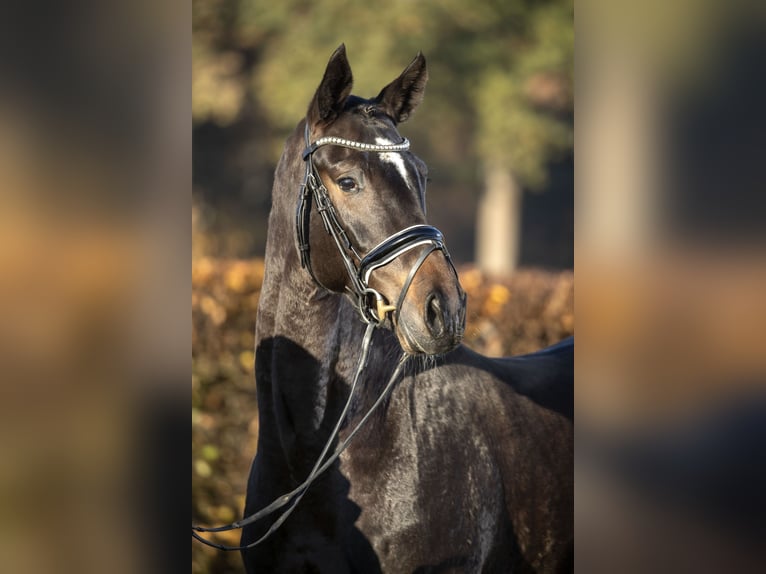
[396,272,466,355]
[360,229,466,355]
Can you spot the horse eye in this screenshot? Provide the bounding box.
[337,177,357,192]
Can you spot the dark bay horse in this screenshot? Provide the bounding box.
[241,45,573,573]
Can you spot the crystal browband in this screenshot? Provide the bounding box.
[302,136,410,160]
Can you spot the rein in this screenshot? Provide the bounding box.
[192,120,451,552]
[193,324,409,551]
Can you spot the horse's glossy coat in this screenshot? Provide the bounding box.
[242,45,573,573]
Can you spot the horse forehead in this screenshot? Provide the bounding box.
[323,123,421,173]
[374,137,415,188]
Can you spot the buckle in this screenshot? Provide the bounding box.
[361,288,396,324]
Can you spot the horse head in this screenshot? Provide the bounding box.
[298,44,465,355]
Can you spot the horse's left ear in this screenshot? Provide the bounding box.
[376,52,428,124]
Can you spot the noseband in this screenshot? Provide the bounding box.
[296,123,454,324]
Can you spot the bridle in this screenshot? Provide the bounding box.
[192,120,459,552]
[296,122,456,324]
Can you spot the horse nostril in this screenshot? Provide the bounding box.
[425,293,446,338]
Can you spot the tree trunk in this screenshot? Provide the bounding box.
[476,162,521,275]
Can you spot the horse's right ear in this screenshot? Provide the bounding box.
[307,44,354,127]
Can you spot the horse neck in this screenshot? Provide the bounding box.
[253,128,368,476]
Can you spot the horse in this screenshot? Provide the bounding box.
[240,45,573,573]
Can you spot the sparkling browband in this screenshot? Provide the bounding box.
[302,136,410,160]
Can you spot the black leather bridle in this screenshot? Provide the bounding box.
[296,122,456,324]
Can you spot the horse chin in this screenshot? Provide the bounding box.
[394,319,462,357]
[388,286,466,356]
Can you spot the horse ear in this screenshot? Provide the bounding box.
[376,52,428,124]
[307,44,354,126]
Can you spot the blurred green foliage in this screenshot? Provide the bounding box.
[193,0,572,185]
[193,0,573,264]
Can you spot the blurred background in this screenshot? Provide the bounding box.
[576,0,766,571]
[0,0,764,572]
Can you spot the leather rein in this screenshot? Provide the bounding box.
[192,121,454,551]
